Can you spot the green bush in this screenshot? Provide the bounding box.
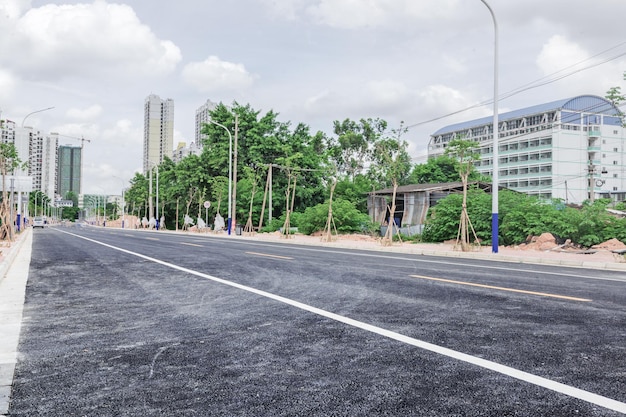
[297,198,373,235]
[422,189,626,247]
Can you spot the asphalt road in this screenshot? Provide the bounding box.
[8,226,626,416]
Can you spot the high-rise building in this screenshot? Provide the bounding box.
[29,131,58,199]
[144,94,174,173]
[428,94,626,204]
[57,145,82,198]
[195,99,217,147]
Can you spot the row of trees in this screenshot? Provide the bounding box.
[124,102,414,232]
[123,96,626,248]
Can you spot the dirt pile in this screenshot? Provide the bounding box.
[517,233,563,251]
[592,238,626,251]
[517,233,626,253]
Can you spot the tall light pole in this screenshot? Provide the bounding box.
[208,120,233,235]
[21,106,54,127]
[479,0,499,253]
[147,161,159,227]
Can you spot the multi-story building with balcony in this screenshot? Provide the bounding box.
[428,95,625,204]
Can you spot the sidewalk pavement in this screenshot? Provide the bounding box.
[0,228,31,416]
[0,227,624,414]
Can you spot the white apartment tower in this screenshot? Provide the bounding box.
[30,131,58,199]
[1,121,57,200]
[195,99,217,147]
[144,94,174,173]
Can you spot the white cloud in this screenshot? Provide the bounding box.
[0,0,31,19]
[536,35,588,75]
[66,105,103,121]
[182,56,256,93]
[0,69,17,101]
[258,0,308,20]
[417,84,489,122]
[0,0,181,80]
[304,0,460,29]
[366,79,410,108]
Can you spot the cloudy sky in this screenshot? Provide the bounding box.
[1,0,625,195]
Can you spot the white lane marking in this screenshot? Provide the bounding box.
[245,251,293,260]
[410,274,592,302]
[56,229,626,414]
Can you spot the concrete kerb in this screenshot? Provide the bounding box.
[0,228,31,284]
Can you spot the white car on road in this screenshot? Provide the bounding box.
[33,216,45,228]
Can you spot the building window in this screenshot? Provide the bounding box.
[614,161,619,165]
[614,148,619,152]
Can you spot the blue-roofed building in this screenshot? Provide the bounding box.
[428,95,625,204]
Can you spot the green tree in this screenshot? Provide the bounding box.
[61,206,80,221]
[409,155,480,184]
[201,102,329,223]
[369,123,412,245]
[444,138,481,250]
[334,174,377,213]
[0,143,24,241]
[327,118,387,180]
[605,71,626,126]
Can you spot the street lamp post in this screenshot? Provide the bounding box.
[21,107,54,127]
[479,0,499,253]
[207,120,233,235]
[147,161,160,229]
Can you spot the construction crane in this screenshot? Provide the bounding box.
[53,133,92,148]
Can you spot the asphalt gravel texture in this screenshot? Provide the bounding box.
[7,226,626,416]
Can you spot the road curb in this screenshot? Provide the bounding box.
[0,229,32,284]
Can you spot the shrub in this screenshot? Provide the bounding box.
[298,198,372,235]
